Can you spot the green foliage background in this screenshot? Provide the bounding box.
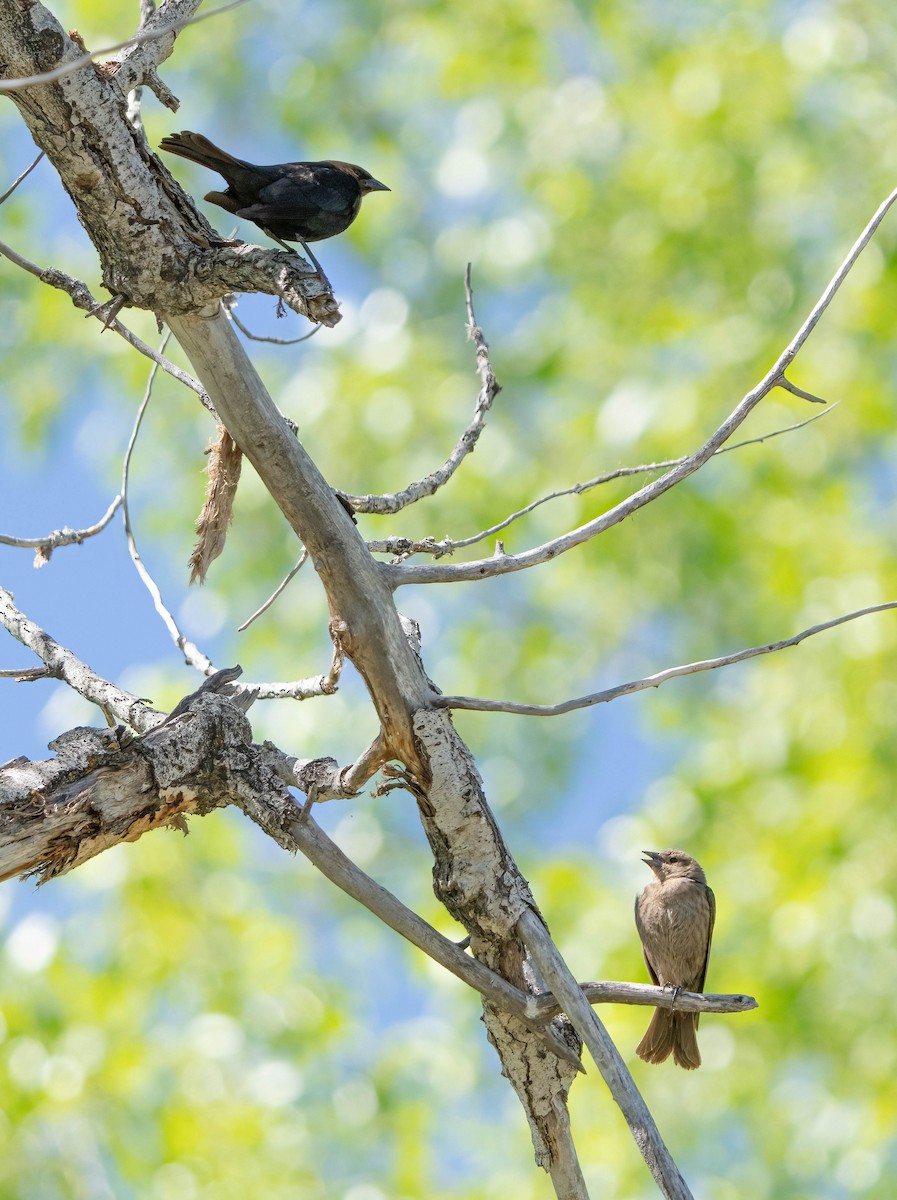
[2,0,897,1196]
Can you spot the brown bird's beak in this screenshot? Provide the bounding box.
[361,178,390,193]
[642,850,664,875]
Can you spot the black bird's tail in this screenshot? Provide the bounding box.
[636,1008,701,1070]
[159,131,252,181]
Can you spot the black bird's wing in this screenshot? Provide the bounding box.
[233,164,361,242]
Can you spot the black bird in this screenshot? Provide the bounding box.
[160,131,389,275]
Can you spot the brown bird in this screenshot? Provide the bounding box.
[634,848,715,1069]
[159,131,389,275]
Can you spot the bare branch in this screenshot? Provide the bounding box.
[533,981,758,1019]
[519,910,693,1200]
[283,810,581,1070]
[121,336,215,674]
[0,0,248,93]
[367,405,837,561]
[0,495,122,566]
[0,239,214,409]
[0,666,50,681]
[0,692,579,1071]
[435,600,897,716]
[237,551,309,631]
[223,294,322,345]
[778,375,827,405]
[346,266,501,515]
[0,151,44,205]
[0,587,162,732]
[120,348,343,702]
[264,734,391,804]
[241,676,342,702]
[388,187,897,587]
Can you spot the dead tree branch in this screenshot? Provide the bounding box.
[365,405,836,561]
[386,186,897,587]
[0,494,122,566]
[346,266,501,515]
[0,587,162,731]
[245,594,892,714]
[435,600,897,716]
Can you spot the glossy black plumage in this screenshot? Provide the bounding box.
[159,131,389,250]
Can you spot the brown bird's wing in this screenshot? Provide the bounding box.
[695,885,715,994]
[691,884,716,1032]
[634,894,661,987]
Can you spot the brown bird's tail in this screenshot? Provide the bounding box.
[636,1008,701,1070]
[159,131,251,178]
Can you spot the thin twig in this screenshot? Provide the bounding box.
[435,600,897,716]
[366,405,837,560]
[237,551,309,631]
[121,336,215,674]
[778,376,827,405]
[0,152,44,206]
[121,351,342,701]
[387,187,897,586]
[223,295,322,345]
[0,495,122,566]
[0,240,213,410]
[0,0,249,93]
[346,265,501,515]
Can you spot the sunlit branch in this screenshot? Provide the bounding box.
[519,910,693,1200]
[0,152,44,205]
[0,0,248,92]
[386,187,897,586]
[366,405,836,561]
[435,600,897,716]
[533,981,758,1019]
[346,265,501,515]
[0,587,162,731]
[0,495,122,566]
[0,239,214,410]
[276,810,582,1070]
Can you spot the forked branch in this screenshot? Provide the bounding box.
[385,186,897,587]
[346,266,501,515]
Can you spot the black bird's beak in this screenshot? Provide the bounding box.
[362,178,390,193]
